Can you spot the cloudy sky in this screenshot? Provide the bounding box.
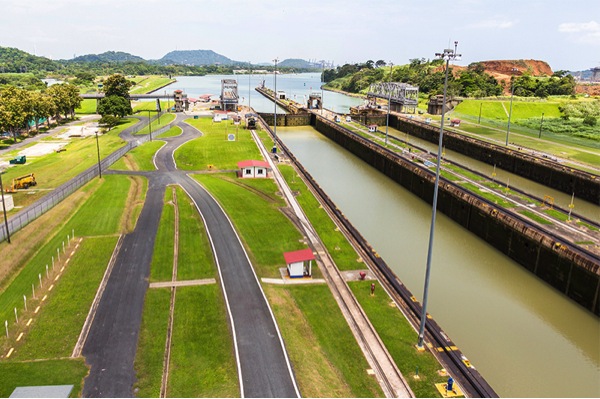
[1,0,599,71]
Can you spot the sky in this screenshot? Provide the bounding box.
[1,0,599,72]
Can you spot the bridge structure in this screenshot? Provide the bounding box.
[367,82,419,113]
[220,79,239,111]
[80,90,189,112]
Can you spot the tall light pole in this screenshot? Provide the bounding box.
[385,61,393,145]
[273,58,279,153]
[146,110,153,142]
[95,130,102,179]
[248,61,252,110]
[505,68,518,146]
[417,42,461,349]
[0,168,10,243]
[321,60,325,115]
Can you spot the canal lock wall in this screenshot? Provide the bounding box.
[389,115,600,204]
[312,116,600,315]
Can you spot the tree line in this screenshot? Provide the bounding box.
[323,59,575,98]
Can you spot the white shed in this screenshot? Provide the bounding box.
[0,194,14,211]
[237,160,271,178]
[284,248,315,278]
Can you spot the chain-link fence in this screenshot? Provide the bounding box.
[0,121,174,243]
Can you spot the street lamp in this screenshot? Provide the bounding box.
[321,60,325,115]
[249,61,252,110]
[273,57,279,153]
[385,62,393,145]
[146,110,153,142]
[417,42,461,349]
[505,68,519,146]
[0,168,11,243]
[95,130,102,179]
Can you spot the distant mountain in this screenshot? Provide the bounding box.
[70,51,146,63]
[156,50,237,66]
[0,46,59,73]
[278,59,315,69]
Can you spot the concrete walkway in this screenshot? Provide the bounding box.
[149,278,216,288]
[252,131,413,398]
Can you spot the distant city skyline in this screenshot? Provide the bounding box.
[1,0,599,71]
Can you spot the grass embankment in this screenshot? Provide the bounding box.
[0,118,136,212]
[175,117,261,170]
[0,174,145,395]
[135,186,238,397]
[110,140,165,171]
[129,76,176,95]
[156,126,182,139]
[132,112,176,136]
[278,163,447,397]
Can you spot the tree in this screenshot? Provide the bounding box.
[46,83,81,120]
[103,74,133,98]
[97,95,132,118]
[98,115,120,130]
[375,60,387,68]
[0,86,28,142]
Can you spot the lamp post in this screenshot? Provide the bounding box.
[0,168,11,243]
[505,68,518,146]
[273,58,279,153]
[249,61,252,110]
[417,42,461,349]
[539,112,545,138]
[321,60,325,115]
[385,61,393,145]
[146,110,153,142]
[94,130,102,179]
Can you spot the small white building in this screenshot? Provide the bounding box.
[0,194,14,211]
[276,91,287,100]
[368,124,378,132]
[237,160,271,178]
[284,248,315,278]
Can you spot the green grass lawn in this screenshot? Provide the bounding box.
[133,113,176,136]
[278,165,363,271]
[110,140,164,171]
[133,288,171,397]
[167,285,239,397]
[193,174,306,278]
[175,187,216,280]
[175,118,262,170]
[156,126,182,139]
[10,236,118,361]
[284,284,384,397]
[0,118,134,212]
[75,99,98,114]
[0,359,89,397]
[150,187,175,283]
[129,76,176,95]
[350,281,446,397]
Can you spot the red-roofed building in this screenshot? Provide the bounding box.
[237,160,271,178]
[283,248,315,278]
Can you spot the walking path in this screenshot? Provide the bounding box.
[252,131,413,398]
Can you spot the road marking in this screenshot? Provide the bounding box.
[71,250,76,257]
[54,274,61,281]
[41,295,47,302]
[6,348,14,358]
[48,284,54,291]
[65,258,70,265]
[26,318,32,326]
[60,266,65,272]
[16,332,24,342]
[34,306,40,314]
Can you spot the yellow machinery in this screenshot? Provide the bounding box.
[5,173,37,192]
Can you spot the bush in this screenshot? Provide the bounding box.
[583,115,597,127]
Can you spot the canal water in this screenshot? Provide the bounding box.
[166,74,600,397]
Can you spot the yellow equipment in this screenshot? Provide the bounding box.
[5,173,37,193]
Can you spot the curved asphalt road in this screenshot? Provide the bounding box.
[82,115,299,397]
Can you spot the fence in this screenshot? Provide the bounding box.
[0,121,174,243]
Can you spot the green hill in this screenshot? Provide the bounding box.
[156,50,236,66]
[70,51,145,63]
[0,46,59,73]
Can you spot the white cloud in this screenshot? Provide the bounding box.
[558,21,600,44]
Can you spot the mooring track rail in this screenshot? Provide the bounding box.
[262,118,498,397]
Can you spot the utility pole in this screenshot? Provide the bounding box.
[273,58,279,153]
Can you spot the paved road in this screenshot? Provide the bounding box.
[82,115,299,397]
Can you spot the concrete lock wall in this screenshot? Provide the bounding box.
[390,115,600,204]
[313,116,600,315]
[257,113,311,127]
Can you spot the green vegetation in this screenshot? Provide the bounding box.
[133,288,171,397]
[110,140,164,171]
[11,236,118,360]
[0,359,88,397]
[76,99,98,114]
[519,209,553,225]
[132,112,175,136]
[157,125,182,138]
[168,285,239,397]
[129,76,176,95]
[175,117,261,170]
[284,284,384,397]
[194,174,306,278]
[149,187,174,282]
[349,281,446,397]
[278,165,363,271]
[175,187,215,280]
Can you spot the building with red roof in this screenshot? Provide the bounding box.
[237,160,271,178]
[283,248,315,278]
